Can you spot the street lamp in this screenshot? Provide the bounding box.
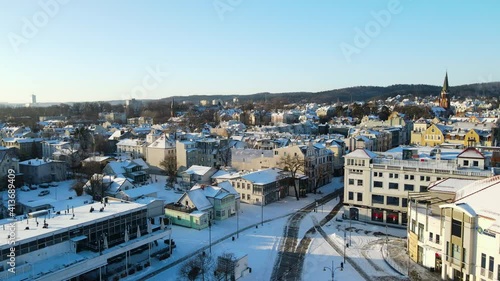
[323,260,343,281]
[343,229,347,264]
[236,202,239,239]
[208,220,212,254]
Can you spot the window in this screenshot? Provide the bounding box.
[371,210,383,222]
[404,184,414,191]
[489,256,494,272]
[404,174,414,180]
[357,180,363,186]
[374,181,383,188]
[426,176,430,181]
[348,192,354,200]
[387,196,399,206]
[348,179,354,185]
[420,186,427,192]
[452,243,460,259]
[473,161,479,167]
[481,253,486,269]
[429,232,433,242]
[389,173,394,178]
[388,183,399,190]
[372,194,384,204]
[357,193,362,201]
[395,174,399,179]
[420,176,425,181]
[418,223,424,242]
[464,160,469,166]
[436,234,440,244]
[452,219,462,237]
[402,198,408,207]
[411,219,416,233]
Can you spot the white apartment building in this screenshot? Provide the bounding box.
[145,134,175,170]
[214,168,287,205]
[343,147,496,226]
[407,178,476,271]
[116,139,147,158]
[407,176,500,281]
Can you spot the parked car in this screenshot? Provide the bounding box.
[20,186,30,192]
[49,182,58,187]
[39,183,49,188]
[38,190,50,196]
[29,185,38,190]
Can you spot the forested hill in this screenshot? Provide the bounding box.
[160,82,500,104]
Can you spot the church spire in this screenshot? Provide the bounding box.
[442,71,449,93]
[439,71,451,111]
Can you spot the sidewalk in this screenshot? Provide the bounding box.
[385,238,440,281]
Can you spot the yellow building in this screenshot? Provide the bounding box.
[421,124,445,147]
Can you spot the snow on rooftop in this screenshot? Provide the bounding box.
[182,189,213,211]
[184,165,213,176]
[0,199,146,247]
[428,178,477,193]
[241,168,283,185]
[346,149,378,159]
[19,158,60,166]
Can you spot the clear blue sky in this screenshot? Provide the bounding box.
[1,0,499,103]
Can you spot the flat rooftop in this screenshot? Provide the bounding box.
[0,199,146,248]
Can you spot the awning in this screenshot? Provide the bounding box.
[70,235,88,242]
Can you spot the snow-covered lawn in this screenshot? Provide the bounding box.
[128,176,409,281]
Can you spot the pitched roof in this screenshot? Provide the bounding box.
[457,147,485,159]
[179,189,212,211]
[241,168,283,185]
[217,181,240,199]
[184,165,214,176]
[346,149,378,159]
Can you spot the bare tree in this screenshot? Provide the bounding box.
[312,164,330,194]
[80,161,102,178]
[277,154,304,200]
[178,253,214,281]
[160,154,178,187]
[215,252,236,281]
[217,138,232,167]
[85,174,109,201]
[70,181,85,196]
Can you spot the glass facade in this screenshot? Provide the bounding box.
[1,208,148,261]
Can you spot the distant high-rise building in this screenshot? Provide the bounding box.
[31,94,36,104]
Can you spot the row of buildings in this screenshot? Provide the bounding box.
[342,145,500,280]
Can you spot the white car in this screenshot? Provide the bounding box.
[38,190,50,197]
[20,186,30,192]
